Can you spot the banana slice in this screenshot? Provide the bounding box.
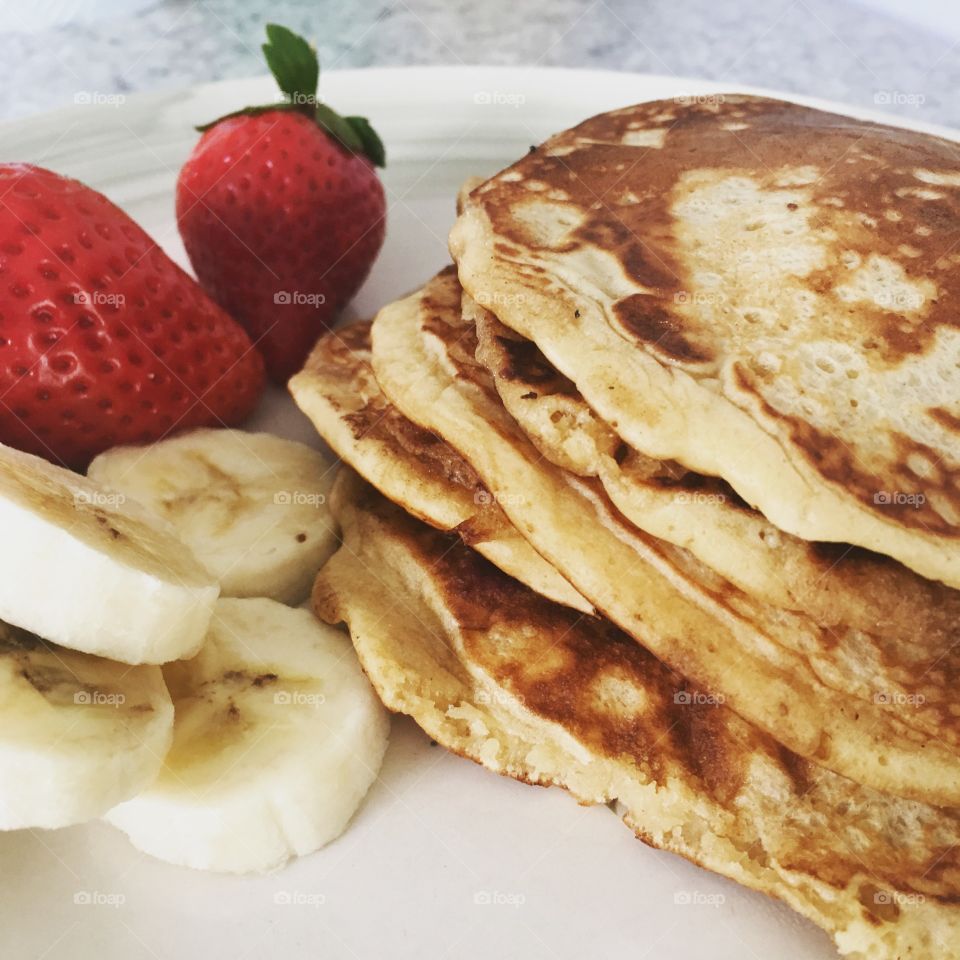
[104,598,389,874]
[0,442,219,664]
[0,621,173,829]
[89,429,338,604]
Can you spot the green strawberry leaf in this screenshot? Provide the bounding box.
[262,23,319,108]
[344,116,386,167]
[315,103,364,153]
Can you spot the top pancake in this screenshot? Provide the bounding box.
[451,94,960,587]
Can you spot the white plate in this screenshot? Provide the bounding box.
[2,67,951,960]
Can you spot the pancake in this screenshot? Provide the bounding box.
[473,300,960,644]
[288,320,592,613]
[450,95,960,588]
[315,469,960,960]
[370,267,960,806]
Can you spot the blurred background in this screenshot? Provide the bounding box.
[0,0,956,124]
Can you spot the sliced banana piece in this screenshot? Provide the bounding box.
[0,442,219,664]
[105,598,389,874]
[0,621,173,829]
[89,429,338,604]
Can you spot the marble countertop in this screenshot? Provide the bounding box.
[0,0,955,126]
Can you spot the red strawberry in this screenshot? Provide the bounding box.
[176,24,386,382]
[0,163,265,469]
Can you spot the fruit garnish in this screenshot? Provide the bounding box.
[177,24,387,381]
[0,163,265,468]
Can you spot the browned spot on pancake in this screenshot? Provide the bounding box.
[808,540,868,564]
[391,416,481,492]
[930,406,960,432]
[664,681,751,806]
[614,296,711,363]
[332,321,372,354]
[858,883,900,924]
[343,399,483,495]
[341,401,382,442]
[307,319,472,488]
[495,335,579,393]
[437,263,459,281]
[575,216,678,291]
[775,744,814,794]
[419,265,461,320]
[421,313,453,343]
[619,448,752,510]
[874,317,930,363]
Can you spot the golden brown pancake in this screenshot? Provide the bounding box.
[370,267,960,806]
[288,321,592,613]
[316,469,960,960]
[450,94,960,588]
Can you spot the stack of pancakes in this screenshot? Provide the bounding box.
[291,95,960,958]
